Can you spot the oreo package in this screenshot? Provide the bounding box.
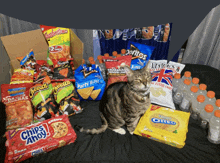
[126,41,155,70]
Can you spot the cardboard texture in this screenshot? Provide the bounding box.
[0,29,83,73]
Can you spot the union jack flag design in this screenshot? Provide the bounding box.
[152,69,174,86]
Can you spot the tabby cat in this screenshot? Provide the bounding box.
[76,62,152,135]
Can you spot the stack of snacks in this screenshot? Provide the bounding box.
[1,83,34,130]
[134,104,190,148]
[5,115,77,163]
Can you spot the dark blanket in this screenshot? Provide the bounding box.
[1,64,220,163]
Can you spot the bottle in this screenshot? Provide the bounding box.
[190,95,206,120]
[112,51,118,58]
[104,53,109,57]
[199,104,214,129]
[121,49,127,56]
[179,86,198,112]
[214,99,220,111]
[173,79,191,105]
[172,73,183,95]
[196,84,207,97]
[89,57,95,65]
[191,77,200,87]
[182,71,192,82]
[204,91,216,107]
[207,110,220,144]
[96,55,107,80]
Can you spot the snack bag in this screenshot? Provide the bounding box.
[103,55,132,87]
[74,64,106,101]
[147,60,167,73]
[1,83,34,130]
[125,41,155,70]
[16,49,36,70]
[29,82,60,123]
[150,67,176,109]
[40,25,71,66]
[53,81,83,116]
[10,69,34,84]
[134,104,190,148]
[4,115,77,163]
[167,61,185,75]
[52,58,74,79]
[34,60,53,83]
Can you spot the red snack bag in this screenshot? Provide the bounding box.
[34,60,53,83]
[10,69,34,84]
[103,55,132,87]
[4,115,77,163]
[1,83,34,130]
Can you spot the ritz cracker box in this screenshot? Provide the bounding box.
[0,29,84,76]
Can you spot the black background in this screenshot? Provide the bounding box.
[0,0,219,60]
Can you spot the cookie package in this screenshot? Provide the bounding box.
[134,104,190,148]
[4,115,77,163]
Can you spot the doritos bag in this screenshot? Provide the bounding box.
[103,55,132,87]
[74,64,106,101]
[125,41,155,70]
[29,82,60,123]
[53,81,83,116]
[40,25,71,66]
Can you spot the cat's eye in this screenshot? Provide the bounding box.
[135,79,142,82]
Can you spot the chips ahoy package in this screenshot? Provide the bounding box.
[74,64,106,101]
[125,41,155,70]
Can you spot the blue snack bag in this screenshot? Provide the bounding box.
[126,41,155,70]
[74,64,106,101]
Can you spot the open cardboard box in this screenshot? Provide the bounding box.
[0,29,84,75]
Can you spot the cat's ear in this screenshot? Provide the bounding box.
[143,60,151,72]
[119,63,133,77]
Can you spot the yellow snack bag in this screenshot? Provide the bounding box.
[10,69,34,84]
[134,104,190,148]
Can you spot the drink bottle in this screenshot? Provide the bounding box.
[182,71,192,82]
[121,49,127,56]
[180,86,198,112]
[196,84,207,97]
[191,77,199,87]
[112,51,118,58]
[199,104,214,129]
[214,99,220,111]
[104,53,109,57]
[173,79,191,105]
[172,73,183,95]
[207,110,220,144]
[190,95,206,120]
[204,91,216,107]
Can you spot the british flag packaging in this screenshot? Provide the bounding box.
[149,60,185,109]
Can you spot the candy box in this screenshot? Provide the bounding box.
[134,104,190,148]
[4,115,77,163]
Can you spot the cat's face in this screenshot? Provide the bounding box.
[123,63,152,94]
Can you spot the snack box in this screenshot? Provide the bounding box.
[134,104,190,148]
[0,29,84,75]
[5,115,77,163]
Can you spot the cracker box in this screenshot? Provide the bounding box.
[134,104,190,148]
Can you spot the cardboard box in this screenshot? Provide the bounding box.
[0,29,84,74]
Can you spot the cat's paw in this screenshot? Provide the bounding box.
[112,128,126,135]
[129,131,134,135]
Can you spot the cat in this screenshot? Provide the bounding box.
[76,62,152,135]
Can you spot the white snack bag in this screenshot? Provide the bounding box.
[167,61,185,75]
[147,60,168,73]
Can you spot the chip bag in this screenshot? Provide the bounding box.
[29,82,60,123]
[134,104,190,148]
[125,41,155,70]
[74,64,106,101]
[53,81,83,116]
[147,59,167,73]
[40,25,71,66]
[16,49,36,70]
[34,60,53,83]
[103,55,132,87]
[1,83,34,130]
[167,61,185,75]
[10,69,34,84]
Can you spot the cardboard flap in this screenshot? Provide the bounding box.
[1,29,48,69]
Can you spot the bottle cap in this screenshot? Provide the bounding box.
[190,86,198,93]
[184,71,191,78]
[197,95,205,103]
[205,104,214,113]
[214,110,220,117]
[199,84,207,90]
[121,49,126,54]
[88,57,94,61]
[112,51,118,57]
[192,78,199,84]
[215,99,220,107]
[104,53,109,57]
[207,91,215,98]
[116,54,121,58]
[183,79,191,85]
[174,73,181,79]
[90,61,95,65]
[97,55,103,61]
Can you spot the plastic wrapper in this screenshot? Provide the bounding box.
[134,104,190,148]
[34,60,53,83]
[53,81,83,116]
[1,83,34,130]
[4,115,77,163]
[10,69,34,84]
